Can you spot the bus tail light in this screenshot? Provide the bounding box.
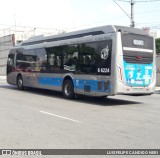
[126,88,130,91]
[118,66,123,82]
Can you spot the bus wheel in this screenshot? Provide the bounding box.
[17,75,24,90]
[62,80,74,99]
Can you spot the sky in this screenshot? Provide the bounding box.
[0,0,160,35]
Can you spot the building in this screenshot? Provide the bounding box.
[156,55,160,86]
[142,27,160,38]
[0,26,60,76]
[0,34,15,75]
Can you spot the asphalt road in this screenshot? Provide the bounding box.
[0,81,160,157]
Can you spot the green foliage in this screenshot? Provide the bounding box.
[156,38,160,54]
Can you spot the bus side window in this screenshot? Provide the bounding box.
[35,48,47,72]
[16,49,26,68]
[46,47,64,73]
[7,53,15,74]
[7,54,14,66]
[63,45,79,72]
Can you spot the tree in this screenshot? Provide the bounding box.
[156,38,160,54]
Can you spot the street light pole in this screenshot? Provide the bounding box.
[130,0,135,27]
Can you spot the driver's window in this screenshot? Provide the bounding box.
[7,54,15,66]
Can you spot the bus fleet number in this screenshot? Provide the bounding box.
[98,68,110,73]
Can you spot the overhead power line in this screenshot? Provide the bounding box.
[116,0,160,2]
[0,23,65,32]
[113,0,135,27]
[113,0,131,19]
[113,0,160,27]
[136,0,160,2]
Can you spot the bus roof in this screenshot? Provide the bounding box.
[19,25,148,47]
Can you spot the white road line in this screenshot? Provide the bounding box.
[40,111,81,123]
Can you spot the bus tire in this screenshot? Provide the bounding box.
[62,80,75,99]
[17,75,24,90]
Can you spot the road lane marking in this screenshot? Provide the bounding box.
[40,111,81,123]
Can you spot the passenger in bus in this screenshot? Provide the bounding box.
[67,57,78,66]
[84,56,91,64]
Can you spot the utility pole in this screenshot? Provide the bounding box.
[113,0,135,27]
[130,0,135,27]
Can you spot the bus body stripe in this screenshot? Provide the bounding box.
[38,77,110,93]
[123,47,153,53]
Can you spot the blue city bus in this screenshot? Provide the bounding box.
[7,25,156,99]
